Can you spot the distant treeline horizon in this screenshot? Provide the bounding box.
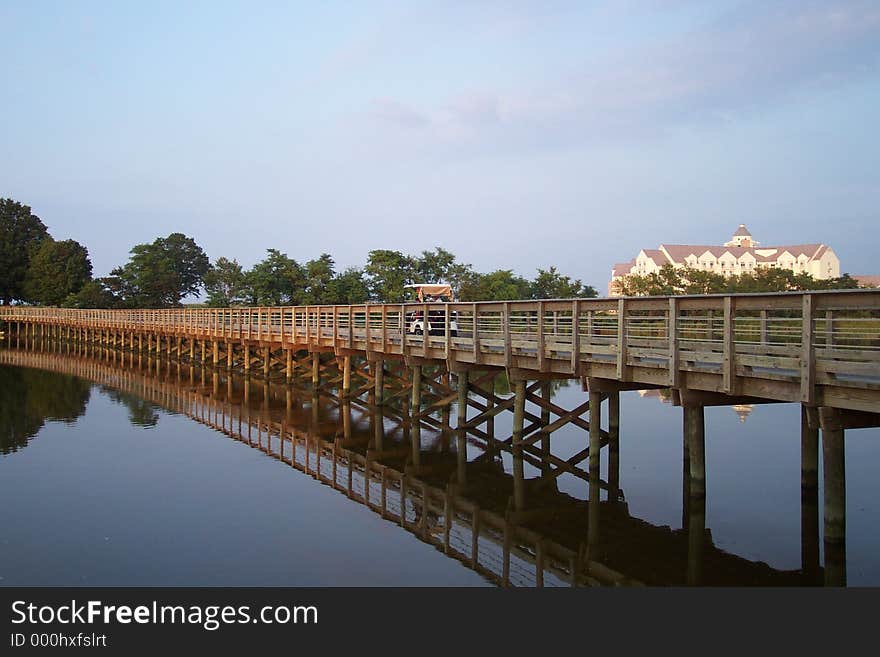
[0,198,596,308]
[1,198,870,310]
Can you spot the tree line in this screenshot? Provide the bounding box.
[613,263,862,296]
[0,198,597,308]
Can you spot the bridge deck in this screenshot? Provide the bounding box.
[2,289,879,412]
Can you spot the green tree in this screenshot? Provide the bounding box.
[530,266,597,299]
[364,250,417,302]
[245,249,306,305]
[303,254,336,304]
[67,278,121,308]
[414,247,477,298]
[0,198,50,304]
[325,267,371,304]
[204,257,248,307]
[460,269,531,301]
[0,367,92,454]
[23,239,92,306]
[111,233,210,307]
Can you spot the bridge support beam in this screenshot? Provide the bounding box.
[374,359,384,405]
[342,355,351,395]
[311,353,319,387]
[683,405,706,499]
[411,365,422,468]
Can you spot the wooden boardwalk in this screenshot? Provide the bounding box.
[2,289,878,586]
[2,289,879,412]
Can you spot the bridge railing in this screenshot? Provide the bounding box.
[2,290,879,405]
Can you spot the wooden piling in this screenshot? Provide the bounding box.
[684,405,706,499]
[374,359,384,405]
[411,365,422,468]
[342,355,351,395]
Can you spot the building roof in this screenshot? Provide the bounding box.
[854,275,880,288]
[733,224,752,237]
[658,243,826,264]
[611,260,635,277]
[641,249,668,266]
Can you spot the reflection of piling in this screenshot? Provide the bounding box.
[373,407,384,451]
[540,382,551,476]
[456,371,468,487]
[687,496,706,586]
[485,374,495,459]
[682,427,690,530]
[588,391,602,550]
[311,391,320,433]
[821,408,846,587]
[342,401,351,441]
[800,406,820,584]
[608,391,620,501]
[512,379,526,511]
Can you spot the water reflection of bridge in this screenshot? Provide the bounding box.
[1,343,819,586]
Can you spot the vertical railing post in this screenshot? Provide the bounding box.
[668,297,680,388]
[801,294,815,404]
[616,298,628,381]
[537,300,545,371]
[722,296,735,394]
[570,299,580,375]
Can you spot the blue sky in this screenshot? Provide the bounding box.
[1,0,878,290]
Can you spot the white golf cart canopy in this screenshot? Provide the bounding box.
[403,283,454,302]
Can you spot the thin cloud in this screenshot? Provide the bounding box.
[370,0,880,149]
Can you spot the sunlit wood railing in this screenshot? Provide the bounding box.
[2,290,879,411]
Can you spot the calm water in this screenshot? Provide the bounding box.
[2,345,879,586]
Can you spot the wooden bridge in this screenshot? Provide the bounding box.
[0,346,814,586]
[2,289,879,585]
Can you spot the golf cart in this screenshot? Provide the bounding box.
[403,283,459,337]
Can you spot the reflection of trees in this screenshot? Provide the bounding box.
[100,387,160,428]
[481,371,571,398]
[0,366,92,454]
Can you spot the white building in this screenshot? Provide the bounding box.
[609,225,840,295]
